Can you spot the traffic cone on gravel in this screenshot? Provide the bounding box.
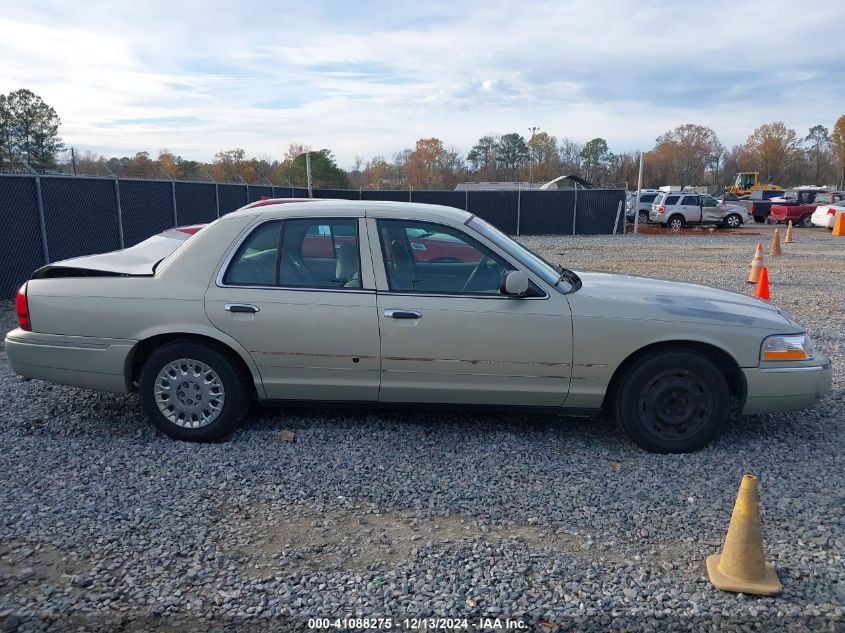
[747,243,764,284]
[769,228,782,256]
[706,474,782,596]
[834,213,845,237]
[754,267,770,301]
[784,221,794,243]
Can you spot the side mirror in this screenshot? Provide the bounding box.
[500,270,530,296]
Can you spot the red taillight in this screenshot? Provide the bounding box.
[751,203,757,212]
[657,206,665,213]
[16,283,31,331]
[828,208,836,215]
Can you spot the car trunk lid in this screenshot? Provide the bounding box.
[31,226,205,279]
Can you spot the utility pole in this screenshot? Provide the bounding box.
[634,151,645,235]
[70,147,77,176]
[305,152,313,198]
[528,126,540,184]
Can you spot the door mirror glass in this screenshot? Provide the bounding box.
[500,270,530,296]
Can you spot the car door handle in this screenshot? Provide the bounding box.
[225,303,259,314]
[384,309,421,319]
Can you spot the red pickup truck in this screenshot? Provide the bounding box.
[768,190,845,227]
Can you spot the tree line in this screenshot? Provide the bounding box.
[3,88,845,190]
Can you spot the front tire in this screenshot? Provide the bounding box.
[613,350,730,453]
[723,213,742,229]
[139,342,249,441]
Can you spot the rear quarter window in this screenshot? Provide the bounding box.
[664,195,680,205]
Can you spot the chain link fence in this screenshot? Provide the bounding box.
[0,174,624,299]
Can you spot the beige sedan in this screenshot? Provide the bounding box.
[5,200,832,452]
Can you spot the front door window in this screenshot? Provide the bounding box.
[377,220,512,294]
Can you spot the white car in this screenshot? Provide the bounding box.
[5,199,831,453]
[811,203,845,229]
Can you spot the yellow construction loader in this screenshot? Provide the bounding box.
[726,172,782,197]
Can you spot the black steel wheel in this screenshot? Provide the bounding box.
[613,350,730,453]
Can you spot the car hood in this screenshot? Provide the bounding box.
[568,271,798,329]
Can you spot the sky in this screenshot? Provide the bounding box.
[2,0,844,168]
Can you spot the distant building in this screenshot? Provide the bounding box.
[454,181,555,191]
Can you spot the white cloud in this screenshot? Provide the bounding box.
[1,0,843,168]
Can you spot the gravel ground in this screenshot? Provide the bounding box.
[0,224,842,632]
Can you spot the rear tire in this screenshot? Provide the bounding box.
[667,215,685,231]
[139,342,249,441]
[613,350,730,453]
[799,214,812,228]
[638,211,649,225]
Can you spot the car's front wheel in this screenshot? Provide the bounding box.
[723,213,742,229]
[139,342,249,441]
[613,350,730,453]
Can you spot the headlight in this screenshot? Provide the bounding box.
[761,334,814,361]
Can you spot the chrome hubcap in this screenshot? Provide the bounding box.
[154,359,225,428]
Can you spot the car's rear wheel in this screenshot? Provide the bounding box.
[638,211,649,225]
[667,215,685,231]
[799,214,812,228]
[613,350,730,453]
[723,213,742,229]
[139,342,249,441]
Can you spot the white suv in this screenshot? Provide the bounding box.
[650,193,748,230]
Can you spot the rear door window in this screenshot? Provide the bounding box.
[664,195,680,205]
[223,221,281,286]
[280,219,361,288]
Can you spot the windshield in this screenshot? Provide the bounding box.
[468,216,561,287]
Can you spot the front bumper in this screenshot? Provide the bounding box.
[741,352,833,415]
[5,328,135,393]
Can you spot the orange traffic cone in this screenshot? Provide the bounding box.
[834,213,845,237]
[747,243,764,284]
[784,221,794,243]
[754,266,770,301]
[769,228,782,256]
[706,474,782,595]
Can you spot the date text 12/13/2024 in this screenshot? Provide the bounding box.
[307,617,528,630]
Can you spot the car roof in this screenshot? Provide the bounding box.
[227,199,474,225]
